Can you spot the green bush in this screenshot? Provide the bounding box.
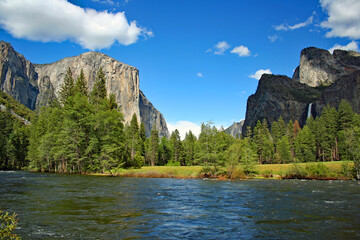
[285,163,307,179]
[165,160,181,166]
[340,162,356,179]
[305,163,330,178]
[0,210,21,240]
[262,169,273,178]
[214,170,227,177]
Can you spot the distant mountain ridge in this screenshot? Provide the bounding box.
[243,47,360,134]
[0,41,169,138]
[225,120,244,138]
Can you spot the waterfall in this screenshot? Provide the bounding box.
[307,103,313,118]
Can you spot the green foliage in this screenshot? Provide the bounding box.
[285,163,308,179]
[165,160,181,166]
[0,210,21,240]
[28,68,128,173]
[294,125,315,162]
[0,109,30,170]
[158,136,171,166]
[343,125,360,179]
[59,67,75,104]
[124,114,143,168]
[170,129,183,165]
[340,162,356,179]
[90,67,107,103]
[149,125,159,166]
[74,69,88,96]
[226,138,257,175]
[0,90,34,121]
[276,135,292,163]
[253,119,274,164]
[183,131,197,165]
[305,163,330,178]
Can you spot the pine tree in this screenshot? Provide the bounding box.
[183,130,197,166]
[170,129,182,164]
[294,125,316,162]
[253,119,274,164]
[277,135,292,163]
[91,67,107,103]
[149,124,159,166]
[74,69,88,96]
[158,136,171,165]
[271,116,286,145]
[338,99,354,130]
[139,122,146,156]
[338,100,356,161]
[128,114,141,164]
[59,67,75,104]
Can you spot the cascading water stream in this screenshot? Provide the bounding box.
[307,103,313,118]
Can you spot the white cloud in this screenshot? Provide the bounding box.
[249,69,272,80]
[213,41,230,55]
[268,35,279,43]
[197,72,203,78]
[0,0,152,50]
[275,15,313,31]
[167,121,201,140]
[328,41,359,54]
[231,45,251,57]
[92,0,115,5]
[321,0,360,39]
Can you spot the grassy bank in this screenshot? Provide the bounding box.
[98,161,356,180]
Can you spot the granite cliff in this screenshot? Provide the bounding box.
[0,41,169,137]
[243,47,360,134]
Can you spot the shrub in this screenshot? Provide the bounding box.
[285,163,307,179]
[214,170,227,177]
[0,210,21,240]
[340,162,356,179]
[305,163,330,178]
[262,169,273,178]
[165,160,181,166]
[228,165,245,180]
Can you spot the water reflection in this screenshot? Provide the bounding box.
[0,171,360,239]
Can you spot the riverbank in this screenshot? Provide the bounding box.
[95,161,355,180]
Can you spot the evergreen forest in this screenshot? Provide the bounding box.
[1,67,360,179]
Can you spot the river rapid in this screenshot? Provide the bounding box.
[1,171,360,239]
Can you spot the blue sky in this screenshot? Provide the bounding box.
[0,0,359,138]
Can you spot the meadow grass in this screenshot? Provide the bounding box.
[98,161,355,180]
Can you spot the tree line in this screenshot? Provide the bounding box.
[1,67,360,178]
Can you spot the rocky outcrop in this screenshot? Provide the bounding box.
[0,104,31,125]
[243,74,320,133]
[0,41,169,137]
[225,120,244,138]
[293,47,360,87]
[35,52,141,124]
[0,41,38,109]
[139,90,169,138]
[243,47,360,134]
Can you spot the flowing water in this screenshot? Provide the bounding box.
[1,171,360,239]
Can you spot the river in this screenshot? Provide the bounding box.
[1,171,360,239]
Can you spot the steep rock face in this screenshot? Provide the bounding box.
[225,120,244,138]
[0,41,169,137]
[243,47,360,134]
[243,74,320,133]
[139,90,169,138]
[293,47,360,87]
[35,52,140,124]
[0,41,38,109]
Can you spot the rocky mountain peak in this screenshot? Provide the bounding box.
[293,46,360,87]
[243,46,360,134]
[0,41,169,138]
